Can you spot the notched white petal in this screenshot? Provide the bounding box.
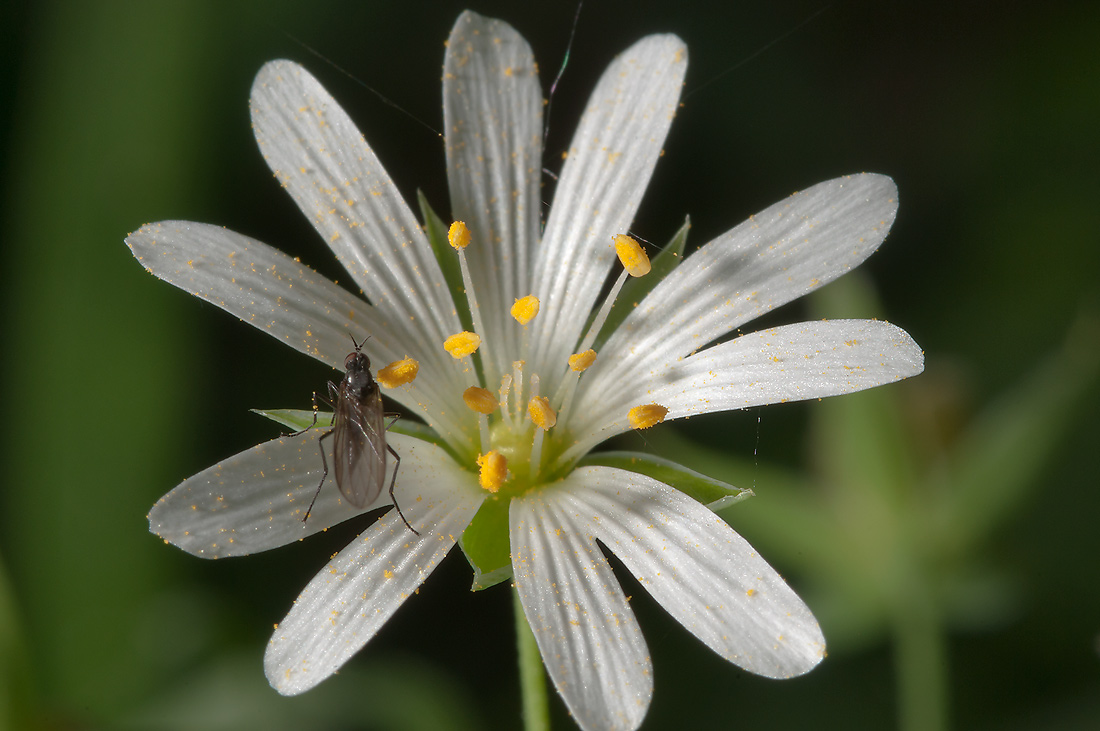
[149,432,439,558]
[658,319,925,414]
[567,319,923,460]
[125,221,468,441]
[250,60,462,373]
[444,11,542,375]
[126,221,376,370]
[265,441,485,695]
[565,467,825,678]
[511,491,652,731]
[584,173,899,410]
[531,33,688,391]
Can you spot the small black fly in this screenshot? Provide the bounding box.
[295,335,418,534]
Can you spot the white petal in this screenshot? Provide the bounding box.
[149,432,447,558]
[444,11,542,381]
[530,34,687,389]
[566,319,923,463]
[570,466,825,678]
[511,487,652,731]
[584,173,898,411]
[250,60,462,374]
[126,221,471,445]
[265,443,484,695]
[127,221,374,369]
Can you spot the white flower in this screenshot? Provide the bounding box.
[128,11,924,731]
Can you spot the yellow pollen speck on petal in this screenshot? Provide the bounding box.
[628,403,669,430]
[463,386,498,414]
[527,396,557,430]
[568,349,597,372]
[376,357,419,388]
[613,234,651,277]
[511,295,540,325]
[477,451,507,492]
[444,331,481,357]
[448,220,471,250]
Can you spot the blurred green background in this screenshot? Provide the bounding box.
[2,1,1098,729]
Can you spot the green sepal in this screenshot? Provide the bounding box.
[578,449,753,511]
[418,190,472,333]
[459,494,513,591]
[250,408,452,454]
[251,408,333,431]
[593,216,690,350]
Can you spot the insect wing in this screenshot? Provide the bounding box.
[332,381,388,509]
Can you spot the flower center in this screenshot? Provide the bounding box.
[435,221,666,495]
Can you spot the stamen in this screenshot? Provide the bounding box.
[477,451,507,492]
[447,221,471,250]
[613,233,652,277]
[530,427,546,478]
[463,386,497,451]
[573,234,652,356]
[512,361,526,412]
[375,357,419,388]
[447,221,493,382]
[552,348,597,424]
[628,403,669,430]
[463,386,498,414]
[444,331,481,358]
[511,295,540,325]
[568,349,597,372]
[498,373,514,429]
[527,396,557,430]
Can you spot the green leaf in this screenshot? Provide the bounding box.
[807,276,919,519]
[119,650,484,731]
[945,313,1100,551]
[250,408,456,457]
[0,552,34,731]
[578,449,753,510]
[418,190,471,333]
[643,430,829,565]
[252,408,333,432]
[459,495,513,591]
[594,216,690,350]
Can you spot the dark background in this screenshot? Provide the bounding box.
[2,1,1097,729]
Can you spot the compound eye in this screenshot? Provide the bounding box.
[344,353,357,369]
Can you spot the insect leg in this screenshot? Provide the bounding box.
[386,442,418,536]
[303,427,334,523]
[287,390,322,437]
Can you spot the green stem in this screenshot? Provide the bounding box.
[893,579,949,731]
[0,552,35,731]
[514,587,550,731]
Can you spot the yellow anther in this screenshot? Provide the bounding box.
[463,386,498,414]
[448,220,471,250]
[375,357,419,388]
[613,234,651,277]
[628,403,669,429]
[477,451,507,492]
[444,217,470,249]
[511,295,540,325]
[568,349,597,372]
[527,396,557,430]
[444,331,481,358]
